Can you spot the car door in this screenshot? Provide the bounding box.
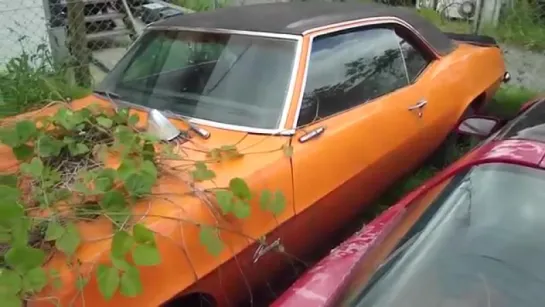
[290,24,433,223]
[393,25,460,155]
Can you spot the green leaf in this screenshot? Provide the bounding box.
[0,184,21,204]
[260,190,286,217]
[191,162,216,182]
[22,267,47,293]
[199,226,224,257]
[270,191,286,216]
[115,108,129,124]
[110,255,131,271]
[0,269,22,295]
[68,142,89,156]
[95,175,114,192]
[100,190,127,212]
[14,120,37,143]
[52,188,72,202]
[132,224,154,245]
[97,117,114,129]
[232,199,251,219]
[127,114,140,126]
[259,190,272,211]
[0,202,23,222]
[12,144,33,161]
[131,244,161,266]
[116,159,137,181]
[0,227,11,243]
[142,142,155,162]
[113,126,135,145]
[119,266,142,297]
[111,231,134,258]
[96,264,120,300]
[229,178,251,200]
[45,220,65,241]
[10,218,30,247]
[124,173,155,197]
[220,145,243,160]
[54,108,85,130]
[0,175,17,188]
[5,246,46,273]
[141,160,157,178]
[36,135,63,158]
[55,222,81,256]
[20,157,43,178]
[106,207,132,229]
[0,128,20,148]
[214,190,234,214]
[0,294,22,307]
[282,144,293,157]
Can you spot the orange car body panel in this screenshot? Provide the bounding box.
[0,18,505,307]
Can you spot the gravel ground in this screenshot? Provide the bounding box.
[501,43,545,91]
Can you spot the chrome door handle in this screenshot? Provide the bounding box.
[408,100,427,117]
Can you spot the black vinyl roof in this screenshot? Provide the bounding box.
[151,2,456,55]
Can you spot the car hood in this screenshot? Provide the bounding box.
[1,95,291,306]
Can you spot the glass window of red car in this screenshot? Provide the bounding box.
[334,162,545,307]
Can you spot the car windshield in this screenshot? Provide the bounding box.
[96,29,298,130]
[336,162,545,307]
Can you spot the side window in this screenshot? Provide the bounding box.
[297,27,409,127]
[394,28,433,83]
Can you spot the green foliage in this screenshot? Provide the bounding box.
[418,1,545,51]
[486,85,538,118]
[173,0,229,12]
[0,44,90,119]
[482,0,545,51]
[0,103,289,305]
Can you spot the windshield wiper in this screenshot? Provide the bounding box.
[161,109,211,139]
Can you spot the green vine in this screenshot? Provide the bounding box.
[0,104,289,306]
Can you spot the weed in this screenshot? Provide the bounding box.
[486,84,539,118]
[0,44,90,119]
[418,1,545,51]
[482,0,545,51]
[172,0,229,11]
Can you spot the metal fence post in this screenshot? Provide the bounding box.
[66,0,92,87]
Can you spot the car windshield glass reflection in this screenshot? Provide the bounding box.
[340,163,545,307]
[96,30,298,130]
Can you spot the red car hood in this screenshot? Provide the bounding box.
[272,138,545,307]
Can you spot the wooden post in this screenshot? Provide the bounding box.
[66,0,92,87]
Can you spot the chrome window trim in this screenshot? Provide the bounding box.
[292,17,441,129]
[95,94,295,136]
[107,26,303,135]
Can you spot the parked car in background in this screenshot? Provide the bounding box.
[272,95,545,307]
[1,1,508,306]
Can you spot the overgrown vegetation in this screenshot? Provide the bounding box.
[173,0,229,12]
[0,44,90,119]
[0,103,289,306]
[417,0,545,51]
[483,0,545,51]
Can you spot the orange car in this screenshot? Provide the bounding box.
[1,2,507,307]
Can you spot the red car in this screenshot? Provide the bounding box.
[272,96,545,307]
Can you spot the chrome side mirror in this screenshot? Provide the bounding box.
[147,109,181,141]
[456,116,500,138]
